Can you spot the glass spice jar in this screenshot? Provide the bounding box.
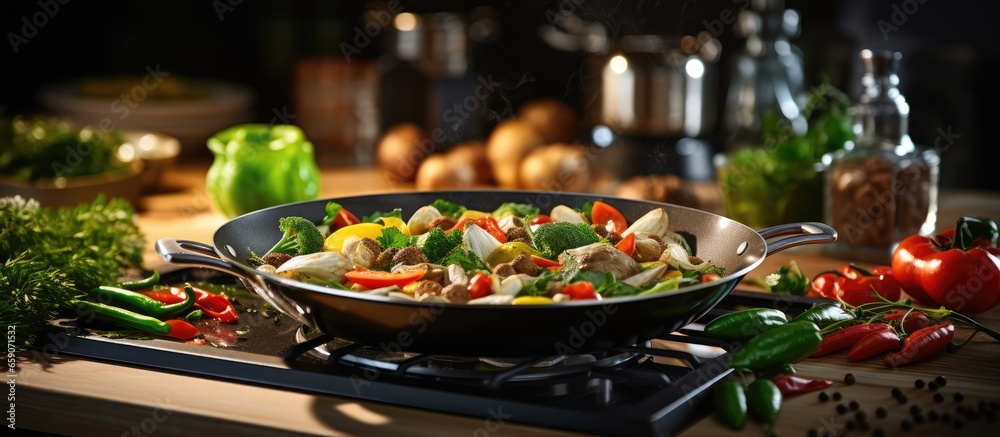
[825,49,938,261]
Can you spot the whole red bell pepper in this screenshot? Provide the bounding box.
[891,217,1000,314]
[807,264,901,306]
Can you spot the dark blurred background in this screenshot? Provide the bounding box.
[1,0,996,190]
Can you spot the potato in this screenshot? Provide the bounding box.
[615,174,698,208]
[447,141,492,185]
[415,154,476,190]
[376,123,433,183]
[517,98,581,144]
[485,120,544,188]
[518,143,590,192]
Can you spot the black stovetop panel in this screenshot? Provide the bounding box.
[40,268,826,437]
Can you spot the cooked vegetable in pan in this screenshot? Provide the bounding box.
[248,199,724,304]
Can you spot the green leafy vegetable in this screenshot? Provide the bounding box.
[748,260,810,296]
[377,226,410,249]
[319,201,343,228]
[0,114,131,181]
[577,201,595,222]
[492,202,539,218]
[0,254,79,347]
[517,268,561,297]
[438,247,490,273]
[362,208,402,223]
[570,270,641,297]
[430,199,467,219]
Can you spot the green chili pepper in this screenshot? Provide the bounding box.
[713,380,748,430]
[728,321,822,372]
[705,308,788,341]
[747,378,782,426]
[205,124,321,218]
[70,299,171,336]
[118,270,160,291]
[756,363,796,379]
[792,303,855,328]
[88,283,195,319]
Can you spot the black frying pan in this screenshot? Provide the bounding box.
[156,190,836,357]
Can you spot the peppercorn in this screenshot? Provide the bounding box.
[859,422,870,432]
[876,407,888,418]
[845,373,856,385]
[914,379,925,389]
[901,420,913,431]
[846,421,857,431]
[818,392,830,402]
[849,400,860,411]
[935,375,948,387]
[934,393,945,403]
[807,429,818,437]
[928,411,939,422]
[897,395,909,404]
[891,388,903,398]
[913,414,924,424]
[943,413,953,423]
[954,393,964,403]
[837,404,848,415]
[910,405,922,415]
[833,392,842,401]
[928,381,939,391]
[855,410,867,422]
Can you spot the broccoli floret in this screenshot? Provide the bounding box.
[531,222,601,259]
[267,216,324,256]
[417,227,464,262]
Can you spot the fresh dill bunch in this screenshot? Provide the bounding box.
[0,252,79,347]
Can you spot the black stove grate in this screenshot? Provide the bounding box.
[43,268,826,437]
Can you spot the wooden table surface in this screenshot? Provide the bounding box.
[16,161,1000,436]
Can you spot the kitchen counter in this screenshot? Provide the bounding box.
[16,161,1000,436]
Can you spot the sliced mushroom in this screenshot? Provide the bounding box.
[550,205,587,224]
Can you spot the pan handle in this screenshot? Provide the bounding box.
[759,222,838,255]
[155,238,253,281]
[155,238,314,327]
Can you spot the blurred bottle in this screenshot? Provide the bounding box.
[824,49,938,262]
[715,0,834,230]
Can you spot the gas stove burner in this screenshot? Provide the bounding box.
[291,325,644,388]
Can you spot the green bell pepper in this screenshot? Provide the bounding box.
[206,124,321,218]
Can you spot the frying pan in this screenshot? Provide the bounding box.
[156,190,836,357]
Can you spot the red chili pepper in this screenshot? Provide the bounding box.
[883,321,955,368]
[140,286,239,323]
[847,329,901,361]
[891,217,1000,313]
[770,375,833,397]
[615,232,636,257]
[883,310,935,335]
[562,281,597,300]
[165,319,199,340]
[467,272,492,300]
[812,323,891,357]
[807,265,901,306]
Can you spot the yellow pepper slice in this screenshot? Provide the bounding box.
[324,223,384,252]
[511,296,554,305]
[379,217,411,236]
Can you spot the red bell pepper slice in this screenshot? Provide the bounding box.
[344,267,425,289]
[590,201,628,234]
[451,216,508,243]
[770,375,833,397]
[531,255,561,268]
[529,215,553,226]
[892,217,1000,313]
[562,281,597,300]
[467,272,492,299]
[614,232,636,257]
